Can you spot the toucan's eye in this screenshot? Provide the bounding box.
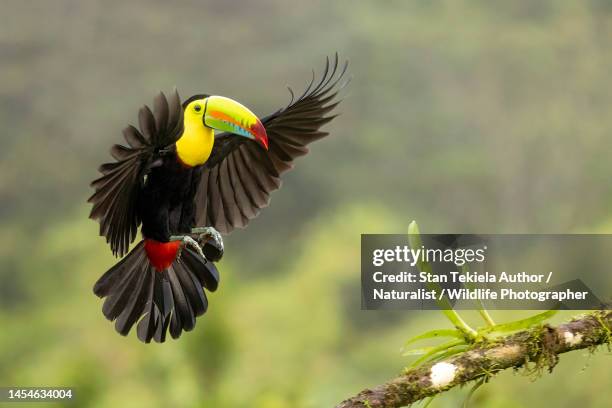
[194,104,202,113]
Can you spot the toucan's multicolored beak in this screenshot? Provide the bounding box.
[203,96,268,150]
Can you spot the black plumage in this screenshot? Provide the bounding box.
[93,243,219,342]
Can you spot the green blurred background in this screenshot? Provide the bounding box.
[1,0,611,407]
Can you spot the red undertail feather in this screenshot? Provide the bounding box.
[144,239,181,271]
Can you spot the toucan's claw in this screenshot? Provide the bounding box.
[169,227,223,263]
[179,235,208,259]
[192,226,224,262]
[168,234,204,260]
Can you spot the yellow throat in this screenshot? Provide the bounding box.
[175,112,214,167]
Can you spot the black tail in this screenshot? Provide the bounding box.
[93,241,220,343]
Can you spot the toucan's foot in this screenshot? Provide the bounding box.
[191,226,223,247]
[170,235,207,262]
[192,227,224,262]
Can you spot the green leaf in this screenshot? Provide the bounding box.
[462,377,485,408]
[480,309,558,335]
[422,396,437,408]
[460,264,496,327]
[428,344,471,363]
[401,346,437,356]
[406,339,465,368]
[408,221,478,340]
[402,329,464,349]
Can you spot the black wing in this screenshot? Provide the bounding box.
[194,55,349,233]
[88,90,184,256]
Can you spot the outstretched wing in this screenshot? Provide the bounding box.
[89,90,184,256]
[194,55,349,234]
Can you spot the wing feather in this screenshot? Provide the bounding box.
[194,54,349,233]
[89,91,184,256]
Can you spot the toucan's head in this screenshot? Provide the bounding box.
[183,95,268,150]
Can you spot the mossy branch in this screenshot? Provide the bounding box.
[336,310,611,408]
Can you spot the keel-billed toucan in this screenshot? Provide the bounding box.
[89,55,349,343]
